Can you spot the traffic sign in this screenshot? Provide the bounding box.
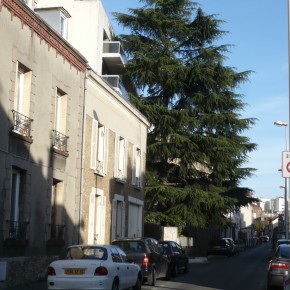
[282,151,290,177]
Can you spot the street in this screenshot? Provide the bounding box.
[143,242,271,290]
[5,242,272,290]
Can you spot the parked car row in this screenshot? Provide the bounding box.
[46,237,190,289]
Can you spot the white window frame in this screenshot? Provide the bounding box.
[11,169,21,222]
[111,195,126,241]
[14,62,31,117]
[90,120,108,176]
[132,146,142,188]
[114,134,127,182]
[60,13,68,39]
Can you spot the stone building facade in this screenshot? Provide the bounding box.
[0,0,149,287]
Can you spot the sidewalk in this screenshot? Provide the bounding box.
[3,281,47,290]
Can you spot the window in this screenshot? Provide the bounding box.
[114,134,127,181]
[53,89,68,152]
[50,179,64,240]
[111,198,125,241]
[10,169,21,223]
[111,247,123,263]
[8,167,28,241]
[132,146,142,188]
[90,120,108,175]
[13,62,32,137]
[60,13,68,39]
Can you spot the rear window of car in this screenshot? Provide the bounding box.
[278,246,290,259]
[60,246,108,260]
[113,241,145,253]
[210,240,227,246]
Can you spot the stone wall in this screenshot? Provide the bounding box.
[0,256,56,289]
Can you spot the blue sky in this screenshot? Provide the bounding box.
[102,0,289,200]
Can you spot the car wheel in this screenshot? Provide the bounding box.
[111,279,119,290]
[133,274,142,290]
[183,261,189,273]
[165,263,171,280]
[172,264,179,276]
[147,268,156,286]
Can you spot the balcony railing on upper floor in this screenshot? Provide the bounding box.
[102,75,129,100]
[102,41,126,75]
[52,130,69,153]
[12,110,33,138]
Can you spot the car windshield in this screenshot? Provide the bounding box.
[59,246,108,260]
[113,241,145,253]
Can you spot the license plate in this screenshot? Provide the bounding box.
[64,268,85,275]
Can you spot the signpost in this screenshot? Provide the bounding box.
[282,151,290,178]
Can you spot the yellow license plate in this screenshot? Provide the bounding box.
[64,268,85,275]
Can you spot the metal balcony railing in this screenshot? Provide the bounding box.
[52,130,68,152]
[7,220,28,241]
[103,41,127,62]
[12,110,33,137]
[101,75,129,99]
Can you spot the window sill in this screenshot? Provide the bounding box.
[10,130,33,144]
[51,147,69,157]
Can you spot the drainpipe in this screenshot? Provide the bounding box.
[78,67,89,243]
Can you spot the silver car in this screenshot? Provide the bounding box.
[268,244,290,289]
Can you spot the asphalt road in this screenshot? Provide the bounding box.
[142,242,272,290]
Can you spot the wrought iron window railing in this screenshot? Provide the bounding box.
[49,224,65,240]
[12,110,33,137]
[52,130,68,152]
[7,220,28,241]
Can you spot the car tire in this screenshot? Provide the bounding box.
[172,264,179,276]
[111,279,119,290]
[147,268,156,286]
[183,261,189,273]
[133,274,142,290]
[165,264,171,280]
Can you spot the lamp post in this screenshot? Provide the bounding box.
[274,121,289,238]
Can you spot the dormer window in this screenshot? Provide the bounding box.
[35,7,71,40]
[60,13,67,39]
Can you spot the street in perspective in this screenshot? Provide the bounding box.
[6,241,272,290]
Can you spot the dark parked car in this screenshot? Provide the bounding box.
[268,244,290,289]
[221,238,238,255]
[207,239,233,257]
[159,241,189,276]
[112,237,170,286]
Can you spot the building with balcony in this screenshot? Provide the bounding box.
[34,0,149,244]
[0,0,149,287]
[0,0,87,285]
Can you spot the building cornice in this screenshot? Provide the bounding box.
[1,0,87,72]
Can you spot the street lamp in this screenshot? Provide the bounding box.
[274,121,289,238]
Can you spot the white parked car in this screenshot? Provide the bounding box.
[47,244,142,290]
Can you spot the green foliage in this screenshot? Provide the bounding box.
[113,0,257,231]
